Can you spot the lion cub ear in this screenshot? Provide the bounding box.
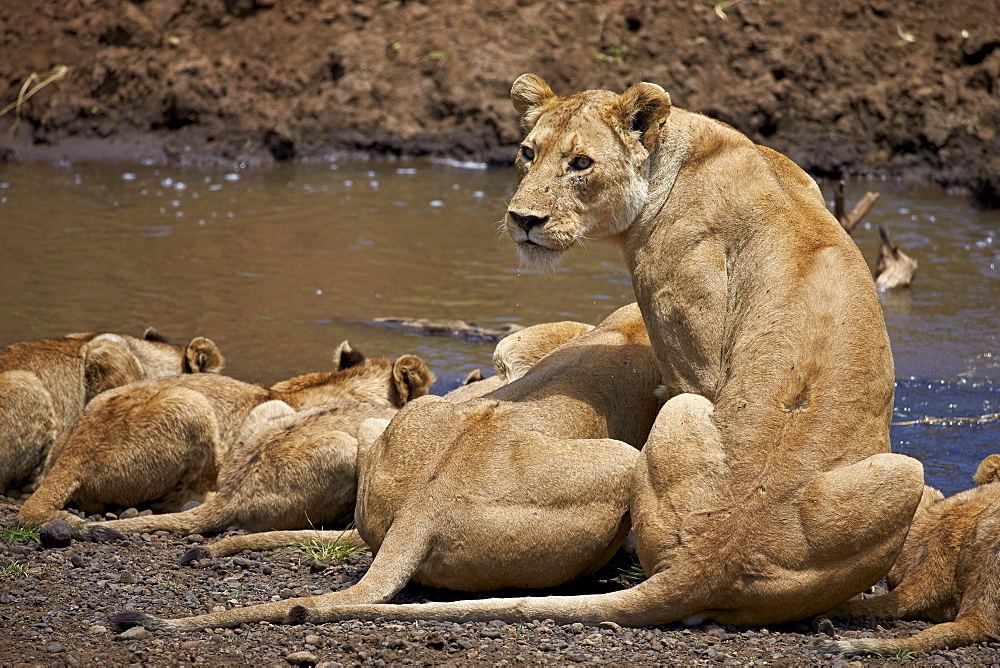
[82,335,146,401]
[973,453,1000,485]
[183,337,225,374]
[332,340,366,372]
[511,73,556,132]
[614,82,672,150]
[391,355,435,406]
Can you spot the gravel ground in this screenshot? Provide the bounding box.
[2,494,999,667]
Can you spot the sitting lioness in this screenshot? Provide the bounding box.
[112,303,662,631]
[20,342,432,533]
[0,329,223,493]
[819,454,1000,655]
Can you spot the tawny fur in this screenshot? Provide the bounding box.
[818,454,1000,655]
[73,400,403,544]
[112,303,662,631]
[493,320,594,382]
[20,342,432,531]
[0,329,223,493]
[113,76,928,632]
[178,368,504,563]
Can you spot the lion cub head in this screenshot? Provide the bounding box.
[505,73,672,268]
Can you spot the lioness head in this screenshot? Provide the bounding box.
[505,73,672,267]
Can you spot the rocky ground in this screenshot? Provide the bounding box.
[2,495,999,666]
[1,0,999,207]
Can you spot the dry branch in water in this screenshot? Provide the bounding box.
[874,224,918,290]
[834,177,881,234]
[892,412,1000,426]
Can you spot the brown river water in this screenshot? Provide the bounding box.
[0,158,997,494]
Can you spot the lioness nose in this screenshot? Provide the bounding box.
[508,210,549,231]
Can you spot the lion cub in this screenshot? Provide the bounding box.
[69,399,406,544]
[0,329,223,493]
[19,342,432,532]
[820,454,1000,655]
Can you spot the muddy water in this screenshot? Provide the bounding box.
[1,159,997,495]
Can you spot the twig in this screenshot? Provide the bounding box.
[892,413,1000,426]
[834,177,880,233]
[0,65,69,132]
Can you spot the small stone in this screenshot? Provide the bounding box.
[303,634,323,647]
[119,507,140,519]
[180,640,200,650]
[89,625,108,634]
[285,652,317,666]
[568,653,588,662]
[315,663,343,668]
[307,559,326,573]
[119,626,150,640]
[139,509,154,516]
[39,520,73,548]
[569,622,585,632]
[119,571,135,584]
[46,643,64,653]
[479,628,502,639]
[599,621,623,632]
[69,555,85,568]
[489,620,506,628]
[186,534,205,544]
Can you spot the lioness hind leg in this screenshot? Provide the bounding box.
[798,453,925,603]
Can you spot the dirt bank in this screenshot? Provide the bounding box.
[1,0,998,206]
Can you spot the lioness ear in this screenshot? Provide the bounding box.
[511,73,556,132]
[615,82,671,150]
[332,340,366,372]
[391,355,435,406]
[184,337,225,374]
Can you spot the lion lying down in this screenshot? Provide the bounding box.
[112,302,662,631]
[20,342,432,535]
[62,400,401,544]
[0,328,223,493]
[819,454,1000,655]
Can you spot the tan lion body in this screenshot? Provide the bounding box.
[20,344,432,532]
[71,400,402,544]
[113,75,926,634]
[820,454,1000,655]
[0,330,223,493]
[112,303,662,631]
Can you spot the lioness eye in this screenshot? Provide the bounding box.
[521,146,535,161]
[570,155,593,170]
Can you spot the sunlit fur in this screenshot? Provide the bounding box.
[110,304,663,632]
[0,330,223,493]
[19,342,433,531]
[819,454,1000,655]
[505,85,654,270]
